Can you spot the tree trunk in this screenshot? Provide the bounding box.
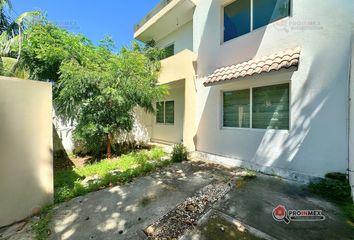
[106,133,112,159]
[16,23,22,63]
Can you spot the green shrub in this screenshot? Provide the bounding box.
[342,203,354,223]
[325,172,348,182]
[171,143,188,163]
[73,134,106,158]
[309,173,351,203]
[309,172,354,223]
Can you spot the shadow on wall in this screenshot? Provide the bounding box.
[195,0,268,78]
[0,141,53,227]
[195,0,351,178]
[53,125,73,169]
[0,78,53,227]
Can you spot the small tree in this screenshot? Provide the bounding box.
[19,21,167,158]
[19,21,91,81]
[55,41,167,158]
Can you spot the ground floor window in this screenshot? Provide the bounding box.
[223,89,250,128]
[223,83,289,130]
[156,100,175,124]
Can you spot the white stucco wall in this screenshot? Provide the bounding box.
[152,84,185,144]
[156,21,193,54]
[193,0,354,178]
[0,77,53,227]
[53,115,75,152]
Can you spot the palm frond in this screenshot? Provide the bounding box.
[15,11,40,26]
[0,0,12,10]
[0,31,18,56]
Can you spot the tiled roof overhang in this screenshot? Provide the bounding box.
[204,47,301,86]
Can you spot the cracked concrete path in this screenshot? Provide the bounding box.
[210,175,354,240]
[49,161,354,240]
[49,161,231,240]
[185,175,354,240]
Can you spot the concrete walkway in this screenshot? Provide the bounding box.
[49,162,229,240]
[49,161,354,240]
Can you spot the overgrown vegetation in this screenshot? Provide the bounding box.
[54,147,168,204]
[0,0,40,78]
[309,172,354,223]
[171,143,188,163]
[18,20,168,158]
[31,206,53,240]
[32,147,169,240]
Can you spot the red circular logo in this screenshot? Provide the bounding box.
[274,205,286,220]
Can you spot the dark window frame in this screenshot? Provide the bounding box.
[156,100,175,125]
[163,44,175,59]
[223,0,291,43]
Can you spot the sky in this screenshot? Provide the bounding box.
[12,0,160,49]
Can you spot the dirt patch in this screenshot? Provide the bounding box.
[70,156,96,168]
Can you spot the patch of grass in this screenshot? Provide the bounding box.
[309,173,352,203]
[309,172,354,223]
[54,147,169,204]
[32,206,53,240]
[342,203,354,223]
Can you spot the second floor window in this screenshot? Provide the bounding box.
[163,44,175,59]
[224,0,290,42]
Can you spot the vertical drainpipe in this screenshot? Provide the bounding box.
[349,34,354,200]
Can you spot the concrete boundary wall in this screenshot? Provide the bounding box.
[0,77,53,227]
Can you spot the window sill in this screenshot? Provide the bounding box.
[155,123,175,126]
[221,127,289,133]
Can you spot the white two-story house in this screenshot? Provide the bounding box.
[134,0,354,187]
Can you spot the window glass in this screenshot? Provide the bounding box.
[165,101,175,124]
[252,84,289,129]
[164,44,174,58]
[156,102,164,123]
[223,90,250,128]
[253,0,290,30]
[224,0,251,42]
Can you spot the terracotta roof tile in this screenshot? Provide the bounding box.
[204,47,301,85]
